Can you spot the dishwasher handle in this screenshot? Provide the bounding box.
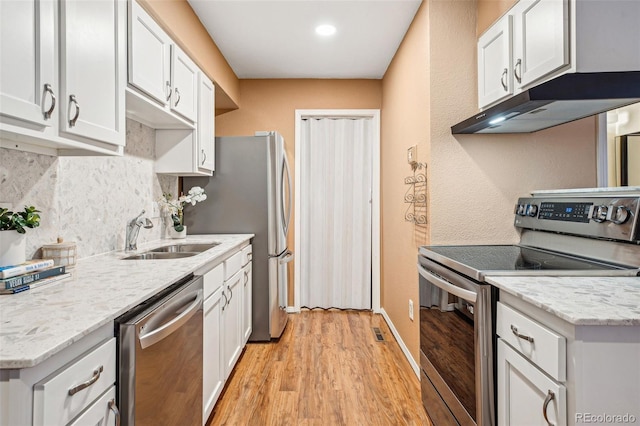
[139,290,203,349]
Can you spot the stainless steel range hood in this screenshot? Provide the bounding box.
[451,72,640,134]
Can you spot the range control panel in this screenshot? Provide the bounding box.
[514,195,640,243]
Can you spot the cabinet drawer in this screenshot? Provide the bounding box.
[33,338,116,426]
[68,385,118,426]
[224,251,243,280]
[497,302,566,381]
[204,263,224,299]
[241,244,252,267]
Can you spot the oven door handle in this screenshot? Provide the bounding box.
[418,263,477,303]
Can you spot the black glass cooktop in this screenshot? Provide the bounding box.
[418,245,633,280]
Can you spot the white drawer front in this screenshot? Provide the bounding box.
[204,263,224,300]
[241,244,252,267]
[224,251,243,280]
[68,385,118,426]
[497,302,566,381]
[33,338,116,426]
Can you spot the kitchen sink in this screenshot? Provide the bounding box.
[149,243,219,253]
[122,252,197,260]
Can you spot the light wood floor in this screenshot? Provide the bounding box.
[206,309,432,426]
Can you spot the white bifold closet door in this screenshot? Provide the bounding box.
[299,117,373,309]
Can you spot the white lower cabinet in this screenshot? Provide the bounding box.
[0,324,115,426]
[498,339,566,426]
[67,386,118,426]
[200,244,252,424]
[222,269,243,377]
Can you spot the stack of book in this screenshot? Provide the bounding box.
[0,259,71,294]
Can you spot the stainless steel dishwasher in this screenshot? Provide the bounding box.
[117,275,203,426]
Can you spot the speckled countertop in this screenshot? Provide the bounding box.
[486,275,640,326]
[0,234,253,369]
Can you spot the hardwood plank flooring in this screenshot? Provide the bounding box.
[207,309,431,426]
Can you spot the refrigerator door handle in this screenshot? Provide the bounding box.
[281,152,292,238]
[279,250,294,264]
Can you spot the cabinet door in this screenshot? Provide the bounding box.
[0,0,56,128]
[67,386,118,426]
[197,73,215,173]
[59,0,126,146]
[242,263,253,344]
[128,0,171,105]
[203,287,224,423]
[170,45,198,122]
[513,0,569,88]
[222,270,243,378]
[478,14,513,108]
[498,339,566,426]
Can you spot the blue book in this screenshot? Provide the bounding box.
[1,265,66,289]
[0,273,71,294]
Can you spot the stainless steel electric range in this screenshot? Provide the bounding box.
[417,190,640,426]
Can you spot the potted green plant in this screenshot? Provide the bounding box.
[159,187,207,238]
[0,206,41,266]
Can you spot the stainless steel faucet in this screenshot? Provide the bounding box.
[126,210,154,252]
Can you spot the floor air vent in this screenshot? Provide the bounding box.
[372,327,385,342]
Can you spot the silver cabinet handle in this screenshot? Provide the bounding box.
[201,149,206,165]
[279,250,294,265]
[221,289,228,311]
[43,83,56,119]
[244,269,249,285]
[68,365,103,395]
[227,284,233,304]
[174,87,181,106]
[543,390,555,426]
[514,58,522,83]
[68,94,80,127]
[109,399,121,426]
[166,81,171,101]
[510,324,534,343]
[500,68,508,91]
[139,290,202,349]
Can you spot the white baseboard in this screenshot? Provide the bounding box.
[380,308,420,379]
[286,306,299,313]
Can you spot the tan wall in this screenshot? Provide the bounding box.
[477,0,517,36]
[380,0,430,370]
[380,0,597,367]
[139,0,240,111]
[216,79,383,304]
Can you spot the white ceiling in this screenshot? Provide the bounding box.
[187,0,422,79]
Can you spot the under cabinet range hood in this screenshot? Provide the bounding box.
[451,72,640,134]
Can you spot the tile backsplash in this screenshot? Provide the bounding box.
[0,119,177,260]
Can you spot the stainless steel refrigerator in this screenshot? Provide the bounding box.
[183,131,292,341]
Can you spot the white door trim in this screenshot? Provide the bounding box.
[293,109,381,313]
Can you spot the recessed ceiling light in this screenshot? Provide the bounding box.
[315,24,336,37]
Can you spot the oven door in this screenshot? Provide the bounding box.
[418,257,494,426]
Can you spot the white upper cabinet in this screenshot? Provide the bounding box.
[478,15,513,108]
[126,0,197,129]
[512,0,569,89]
[198,73,215,173]
[59,0,126,147]
[0,0,126,156]
[170,45,199,122]
[128,0,171,105]
[0,0,56,130]
[477,0,640,109]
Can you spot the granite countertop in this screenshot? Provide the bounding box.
[0,234,253,369]
[486,275,640,326]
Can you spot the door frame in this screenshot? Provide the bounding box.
[293,109,381,313]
